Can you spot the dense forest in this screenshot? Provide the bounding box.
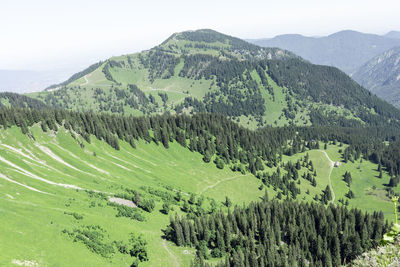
[165,199,389,266]
[266,59,400,123]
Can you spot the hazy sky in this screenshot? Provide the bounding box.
[1,0,399,71]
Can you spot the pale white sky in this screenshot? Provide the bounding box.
[1,0,399,70]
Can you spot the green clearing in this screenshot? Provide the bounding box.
[249,70,289,127]
[0,98,10,107]
[326,144,399,219]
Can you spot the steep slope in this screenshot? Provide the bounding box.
[1,110,398,266]
[29,29,400,129]
[249,30,400,74]
[352,47,400,108]
[0,125,265,266]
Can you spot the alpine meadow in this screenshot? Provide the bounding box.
[1,9,400,267]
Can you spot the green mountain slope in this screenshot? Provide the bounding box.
[0,110,399,266]
[352,47,400,108]
[0,125,263,266]
[1,108,400,265]
[27,29,400,129]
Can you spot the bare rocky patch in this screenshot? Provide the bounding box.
[11,259,39,266]
[109,197,137,208]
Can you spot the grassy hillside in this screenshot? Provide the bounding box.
[0,122,398,266]
[0,125,264,266]
[27,29,400,129]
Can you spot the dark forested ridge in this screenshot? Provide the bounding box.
[265,59,400,125]
[0,92,47,109]
[165,200,389,266]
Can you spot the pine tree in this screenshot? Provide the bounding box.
[343,171,352,186]
[224,196,232,208]
[263,189,269,202]
[389,176,400,187]
[161,126,169,148]
[173,215,184,246]
[189,193,196,205]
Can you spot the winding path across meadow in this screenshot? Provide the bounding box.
[318,150,336,203]
[80,73,90,86]
[199,174,246,195]
[149,87,188,95]
[162,239,180,267]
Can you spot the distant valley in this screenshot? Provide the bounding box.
[0,69,78,94]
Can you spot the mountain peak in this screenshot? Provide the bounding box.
[154,29,300,63]
[161,28,257,50]
[326,30,372,39]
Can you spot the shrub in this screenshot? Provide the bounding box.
[139,199,155,213]
[109,203,145,221]
[161,202,171,215]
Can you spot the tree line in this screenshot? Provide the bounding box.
[1,108,400,187]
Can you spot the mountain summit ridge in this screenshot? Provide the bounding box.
[29,29,400,129]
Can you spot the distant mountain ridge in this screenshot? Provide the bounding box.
[0,69,79,93]
[385,31,400,39]
[248,30,400,74]
[352,46,400,108]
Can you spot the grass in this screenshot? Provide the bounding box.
[0,125,264,266]
[281,149,331,202]
[0,126,398,266]
[325,144,399,221]
[0,97,10,107]
[261,74,289,126]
